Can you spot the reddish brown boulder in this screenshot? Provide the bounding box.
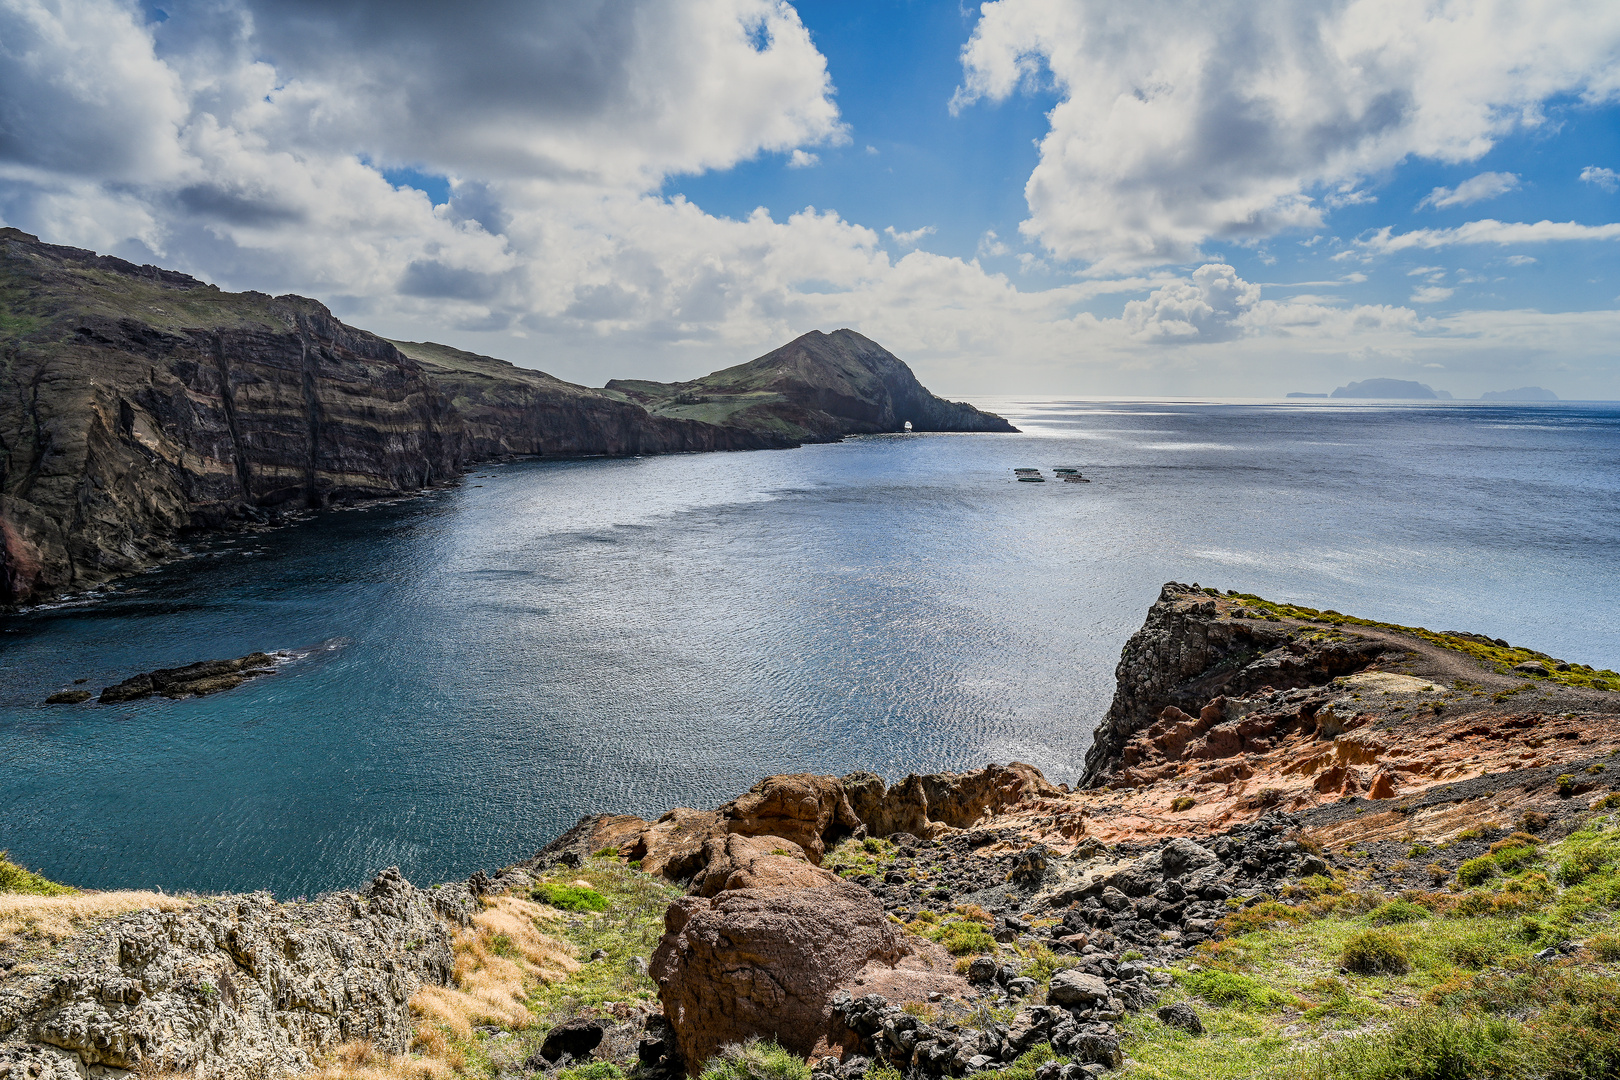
[842,763,1060,838]
[720,774,863,864]
[687,834,829,897]
[650,880,911,1071]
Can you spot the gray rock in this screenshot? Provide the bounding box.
[1160,838,1218,879]
[1046,970,1111,1007]
[1156,1002,1204,1034]
[965,957,999,984]
[0,868,474,1080]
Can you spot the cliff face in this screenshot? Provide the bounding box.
[0,230,465,605]
[0,234,1013,605]
[605,329,1017,443]
[1079,583,1386,787]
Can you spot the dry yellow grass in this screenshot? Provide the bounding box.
[302,1040,454,1080]
[0,891,191,950]
[409,895,578,1041]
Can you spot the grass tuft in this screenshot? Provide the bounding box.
[697,1039,811,1080]
[1341,929,1411,975]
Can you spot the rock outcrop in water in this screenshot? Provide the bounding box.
[0,230,1014,606]
[92,651,282,704]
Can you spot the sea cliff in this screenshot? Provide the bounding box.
[0,230,1012,606]
[4,586,1619,1080]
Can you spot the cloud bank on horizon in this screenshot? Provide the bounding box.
[1,0,1618,397]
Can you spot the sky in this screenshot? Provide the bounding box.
[1,0,1618,398]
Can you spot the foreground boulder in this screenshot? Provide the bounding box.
[650,871,960,1070]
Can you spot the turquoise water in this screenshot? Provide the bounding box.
[1,399,1616,895]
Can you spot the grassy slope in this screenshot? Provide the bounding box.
[0,853,74,896]
[1118,812,1620,1079]
[0,254,294,344]
[1208,586,1618,690]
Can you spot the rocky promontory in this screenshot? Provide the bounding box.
[0,230,1013,606]
[5,585,1620,1080]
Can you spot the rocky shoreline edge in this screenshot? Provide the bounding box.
[4,583,1620,1080]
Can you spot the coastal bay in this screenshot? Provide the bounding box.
[1,398,1615,896]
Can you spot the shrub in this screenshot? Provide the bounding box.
[1368,899,1430,925]
[1490,844,1541,874]
[1428,863,1452,885]
[954,904,995,925]
[1589,933,1620,962]
[1458,822,1505,842]
[1221,900,1309,934]
[699,1039,812,1080]
[1342,929,1411,975]
[1445,932,1506,969]
[591,847,619,859]
[862,838,882,854]
[1558,775,1577,798]
[1457,857,1497,888]
[1171,796,1196,812]
[1597,793,1620,811]
[531,883,609,912]
[1490,832,1542,853]
[928,919,996,956]
[1557,846,1614,886]
[1520,810,1552,833]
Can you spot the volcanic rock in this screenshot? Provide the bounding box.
[650,879,915,1069]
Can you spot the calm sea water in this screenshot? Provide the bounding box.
[2,399,1616,895]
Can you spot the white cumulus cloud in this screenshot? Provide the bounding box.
[884,224,936,246]
[953,0,1620,270]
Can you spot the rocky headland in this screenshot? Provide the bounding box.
[5,584,1620,1080]
[0,229,1011,606]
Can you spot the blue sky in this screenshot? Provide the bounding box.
[2,0,1619,397]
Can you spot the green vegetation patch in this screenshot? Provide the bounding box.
[530,883,610,912]
[526,858,683,1023]
[827,835,899,879]
[908,914,996,956]
[1176,968,1297,1011]
[0,852,75,896]
[1114,811,1620,1079]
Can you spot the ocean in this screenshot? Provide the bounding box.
[1,398,1616,895]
